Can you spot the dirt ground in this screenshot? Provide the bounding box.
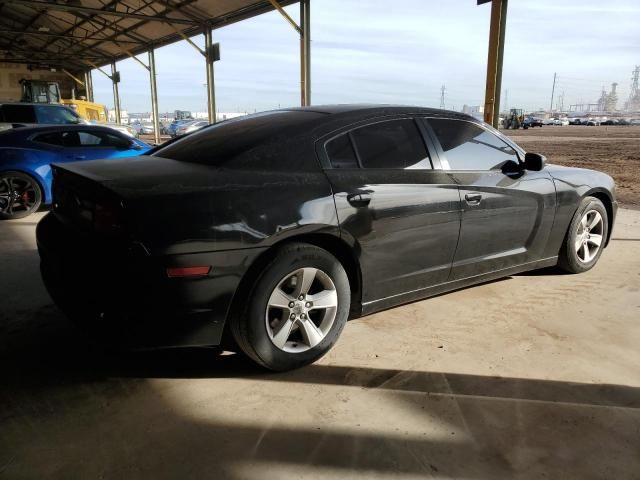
[1,210,640,479]
[505,125,640,209]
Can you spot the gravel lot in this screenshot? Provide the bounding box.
[506,125,640,209]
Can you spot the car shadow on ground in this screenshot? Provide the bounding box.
[1,221,638,478]
[2,311,639,479]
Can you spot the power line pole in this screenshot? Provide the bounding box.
[558,90,565,112]
[504,89,508,112]
[549,72,557,114]
[440,85,446,109]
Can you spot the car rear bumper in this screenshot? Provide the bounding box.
[36,212,265,349]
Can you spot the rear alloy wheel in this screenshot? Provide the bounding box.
[266,267,338,353]
[0,171,42,220]
[558,196,608,273]
[232,243,350,371]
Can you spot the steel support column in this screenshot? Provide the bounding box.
[204,27,216,123]
[83,71,93,101]
[149,48,161,144]
[483,0,507,128]
[111,62,121,124]
[300,0,311,105]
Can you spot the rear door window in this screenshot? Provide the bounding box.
[33,131,64,146]
[350,119,431,169]
[1,105,36,123]
[78,131,128,148]
[326,134,358,169]
[428,118,519,170]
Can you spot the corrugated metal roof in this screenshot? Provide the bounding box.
[0,0,297,71]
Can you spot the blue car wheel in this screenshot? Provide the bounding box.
[0,171,43,220]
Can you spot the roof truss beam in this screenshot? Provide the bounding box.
[0,28,140,44]
[6,0,201,26]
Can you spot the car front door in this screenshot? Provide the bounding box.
[425,117,556,280]
[321,117,462,305]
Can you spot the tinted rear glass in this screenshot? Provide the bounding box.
[351,119,431,169]
[152,110,325,165]
[33,131,64,146]
[326,134,358,169]
[1,105,36,123]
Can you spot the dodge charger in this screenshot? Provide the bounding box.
[36,105,617,370]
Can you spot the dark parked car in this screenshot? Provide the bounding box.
[523,117,543,128]
[36,105,617,371]
[0,102,84,126]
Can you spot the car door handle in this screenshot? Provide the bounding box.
[347,192,372,207]
[464,193,482,205]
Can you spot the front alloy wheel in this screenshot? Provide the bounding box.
[558,196,608,273]
[232,243,350,371]
[574,210,604,263]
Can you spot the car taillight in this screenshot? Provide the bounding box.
[166,266,211,278]
[94,203,124,235]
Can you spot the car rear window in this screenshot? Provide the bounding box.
[1,104,36,123]
[152,110,326,166]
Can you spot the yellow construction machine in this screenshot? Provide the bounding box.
[19,79,108,123]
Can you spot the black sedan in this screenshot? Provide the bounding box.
[36,105,617,371]
[523,117,543,128]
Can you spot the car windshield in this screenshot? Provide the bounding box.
[34,105,80,124]
[151,110,325,164]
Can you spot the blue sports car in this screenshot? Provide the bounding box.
[0,125,150,219]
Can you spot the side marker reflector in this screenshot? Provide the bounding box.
[166,266,211,278]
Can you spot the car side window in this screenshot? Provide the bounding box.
[33,132,64,146]
[429,118,519,170]
[78,131,128,148]
[351,119,431,169]
[326,134,358,169]
[1,105,36,123]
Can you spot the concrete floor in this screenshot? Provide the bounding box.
[1,210,639,479]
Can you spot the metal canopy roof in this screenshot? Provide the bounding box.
[0,0,297,71]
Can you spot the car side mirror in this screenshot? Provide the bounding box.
[524,152,546,171]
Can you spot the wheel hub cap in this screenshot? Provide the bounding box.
[575,209,604,263]
[265,267,338,353]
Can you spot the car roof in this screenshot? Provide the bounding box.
[279,104,472,119]
[0,102,74,108]
[0,124,127,137]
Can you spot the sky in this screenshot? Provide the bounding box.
[92,0,640,115]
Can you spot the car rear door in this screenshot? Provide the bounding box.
[320,117,462,304]
[425,117,556,280]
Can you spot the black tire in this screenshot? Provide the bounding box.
[558,196,608,274]
[231,243,350,371]
[0,171,42,220]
